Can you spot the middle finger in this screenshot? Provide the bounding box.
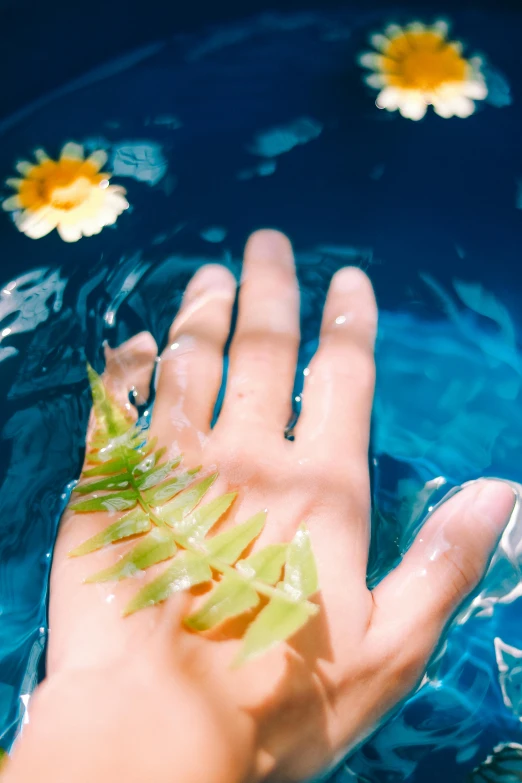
[218,230,300,433]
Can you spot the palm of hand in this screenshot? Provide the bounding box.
[49,231,514,782]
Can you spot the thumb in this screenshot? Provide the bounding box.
[372,479,516,662]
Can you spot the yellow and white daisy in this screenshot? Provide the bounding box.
[2,142,129,242]
[359,21,488,120]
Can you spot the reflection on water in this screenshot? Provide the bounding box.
[112,141,168,186]
[247,116,323,157]
[495,639,522,719]
[0,7,521,780]
[468,743,522,782]
[0,269,66,362]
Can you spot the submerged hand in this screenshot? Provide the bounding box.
[5,231,515,783]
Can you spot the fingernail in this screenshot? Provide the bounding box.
[186,264,236,301]
[472,480,517,533]
[242,230,294,282]
[247,229,293,260]
[332,266,369,292]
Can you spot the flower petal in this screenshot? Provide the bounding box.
[16,208,59,239]
[86,150,109,172]
[398,95,428,120]
[77,216,104,237]
[101,203,126,226]
[369,33,390,53]
[34,148,49,163]
[469,55,484,69]
[450,95,475,118]
[447,41,463,57]
[106,184,127,196]
[5,178,23,190]
[407,21,426,34]
[375,86,402,111]
[16,161,34,176]
[433,20,449,38]
[358,52,385,70]
[463,78,488,100]
[57,222,83,242]
[384,24,403,39]
[2,195,22,212]
[61,142,84,161]
[365,73,387,89]
[105,191,129,213]
[432,98,455,118]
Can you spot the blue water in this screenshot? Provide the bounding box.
[1,8,522,780]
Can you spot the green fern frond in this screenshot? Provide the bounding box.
[70,365,320,663]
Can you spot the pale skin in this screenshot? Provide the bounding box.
[4,230,516,783]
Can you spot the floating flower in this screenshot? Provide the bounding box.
[2,142,129,241]
[359,21,487,120]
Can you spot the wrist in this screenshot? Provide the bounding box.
[6,662,257,783]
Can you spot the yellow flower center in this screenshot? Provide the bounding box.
[18,158,104,212]
[384,31,467,91]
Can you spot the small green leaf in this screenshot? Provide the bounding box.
[174,492,236,543]
[87,363,132,439]
[82,456,135,477]
[123,553,212,615]
[235,593,317,666]
[86,528,177,583]
[140,436,159,458]
[86,363,106,404]
[86,429,145,464]
[74,475,130,494]
[185,574,259,631]
[282,524,318,600]
[143,468,201,505]
[69,489,138,513]
[206,511,266,565]
[132,445,166,476]
[136,458,182,491]
[236,544,288,584]
[68,508,151,557]
[157,473,217,527]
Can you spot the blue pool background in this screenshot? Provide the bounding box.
[1,2,522,780]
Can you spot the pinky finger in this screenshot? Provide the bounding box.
[295,267,377,465]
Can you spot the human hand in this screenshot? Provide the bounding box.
[6,230,516,783]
